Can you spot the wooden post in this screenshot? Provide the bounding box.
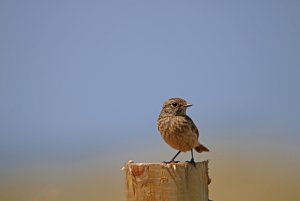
[123,160,210,201]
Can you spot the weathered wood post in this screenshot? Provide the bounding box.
[123,160,210,201]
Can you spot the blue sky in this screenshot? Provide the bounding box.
[0,0,299,169]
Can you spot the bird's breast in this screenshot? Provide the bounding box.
[157,116,198,152]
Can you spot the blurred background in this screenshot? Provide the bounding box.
[1,0,300,200]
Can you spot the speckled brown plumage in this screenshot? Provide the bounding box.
[157,98,209,165]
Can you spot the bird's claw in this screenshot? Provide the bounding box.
[186,158,196,167]
[163,160,180,164]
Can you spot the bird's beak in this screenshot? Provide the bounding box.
[184,103,193,107]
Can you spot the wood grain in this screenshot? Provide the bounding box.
[123,161,210,201]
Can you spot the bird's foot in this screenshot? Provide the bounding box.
[163,160,180,164]
[186,158,196,167]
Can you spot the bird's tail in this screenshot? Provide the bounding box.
[195,143,209,153]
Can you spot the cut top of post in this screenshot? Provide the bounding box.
[123,161,210,201]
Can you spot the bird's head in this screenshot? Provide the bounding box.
[160,98,192,117]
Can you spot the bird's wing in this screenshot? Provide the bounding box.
[184,115,199,138]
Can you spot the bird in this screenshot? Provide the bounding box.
[157,98,209,166]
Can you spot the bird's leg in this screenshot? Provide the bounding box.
[163,151,181,164]
[186,149,196,167]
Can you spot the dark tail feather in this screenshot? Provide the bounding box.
[195,144,209,153]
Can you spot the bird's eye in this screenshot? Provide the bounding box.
[171,102,178,107]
